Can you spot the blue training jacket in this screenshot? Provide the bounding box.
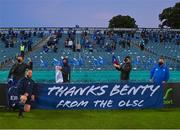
[150,64,169,84]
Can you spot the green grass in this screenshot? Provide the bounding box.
[0,108,180,129]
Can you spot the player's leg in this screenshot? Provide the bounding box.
[18,95,27,118]
[18,102,25,118]
[24,104,31,112]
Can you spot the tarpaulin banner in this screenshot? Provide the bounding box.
[36,83,163,110]
[0,84,8,107]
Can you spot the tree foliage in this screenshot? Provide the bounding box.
[109,15,138,28]
[159,2,180,28]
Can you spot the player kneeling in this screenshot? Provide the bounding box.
[17,69,37,118]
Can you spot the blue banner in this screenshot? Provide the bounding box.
[36,83,163,109]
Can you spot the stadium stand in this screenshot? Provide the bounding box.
[0,28,180,83]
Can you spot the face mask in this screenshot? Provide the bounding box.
[63,62,68,66]
[159,62,163,66]
[26,74,32,79]
[18,59,21,63]
[124,58,130,63]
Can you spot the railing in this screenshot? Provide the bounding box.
[0,27,180,32]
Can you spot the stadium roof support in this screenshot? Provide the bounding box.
[0,27,180,32]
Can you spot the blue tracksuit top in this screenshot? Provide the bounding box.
[150,64,169,84]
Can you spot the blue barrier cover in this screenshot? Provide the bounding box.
[36,83,163,109]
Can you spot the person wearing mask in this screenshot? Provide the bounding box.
[113,56,132,81]
[58,58,71,83]
[150,56,169,85]
[20,44,25,57]
[139,39,145,51]
[68,39,73,49]
[8,56,33,84]
[17,69,37,117]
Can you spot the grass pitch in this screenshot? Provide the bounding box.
[0,108,180,129]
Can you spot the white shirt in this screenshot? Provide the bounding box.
[68,40,73,46]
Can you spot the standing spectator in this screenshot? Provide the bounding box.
[68,39,73,49]
[113,56,132,81]
[150,56,169,85]
[89,43,93,52]
[58,58,71,83]
[8,56,33,84]
[76,42,81,52]
[20,44,25,57]
[139,39,145,51]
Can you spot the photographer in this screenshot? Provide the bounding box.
[113,56,132,81]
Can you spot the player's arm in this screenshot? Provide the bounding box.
[123,64,132,72]
[163,67,170,83]
[113,63,121,71]
[150,65,156,82]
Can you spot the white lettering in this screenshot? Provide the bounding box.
[118,100,144,107]
[94,100,113,108]
[56,100,89,108]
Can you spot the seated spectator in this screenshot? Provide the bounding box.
[5,39,9,48]
[106,43,112,52]
[76,43,81,52]
[28,39,33,52]
[73,42,76,52]
[122,39,126,48]
[43,45,49,53]
[64,39,69,48]
[9,41,14,48]
[53,44,58,53]
[139,39,145,51]
[47,40,51,47]
[111,41,116,51]
[176,34,180,45]
[85,39,89,48]
[89,43,93,52]
[68,39,73,48]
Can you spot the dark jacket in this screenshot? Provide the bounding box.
[116,62,132,80]
[8,62,33,81]
[61,64,71,83]
[17,77,37,98]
